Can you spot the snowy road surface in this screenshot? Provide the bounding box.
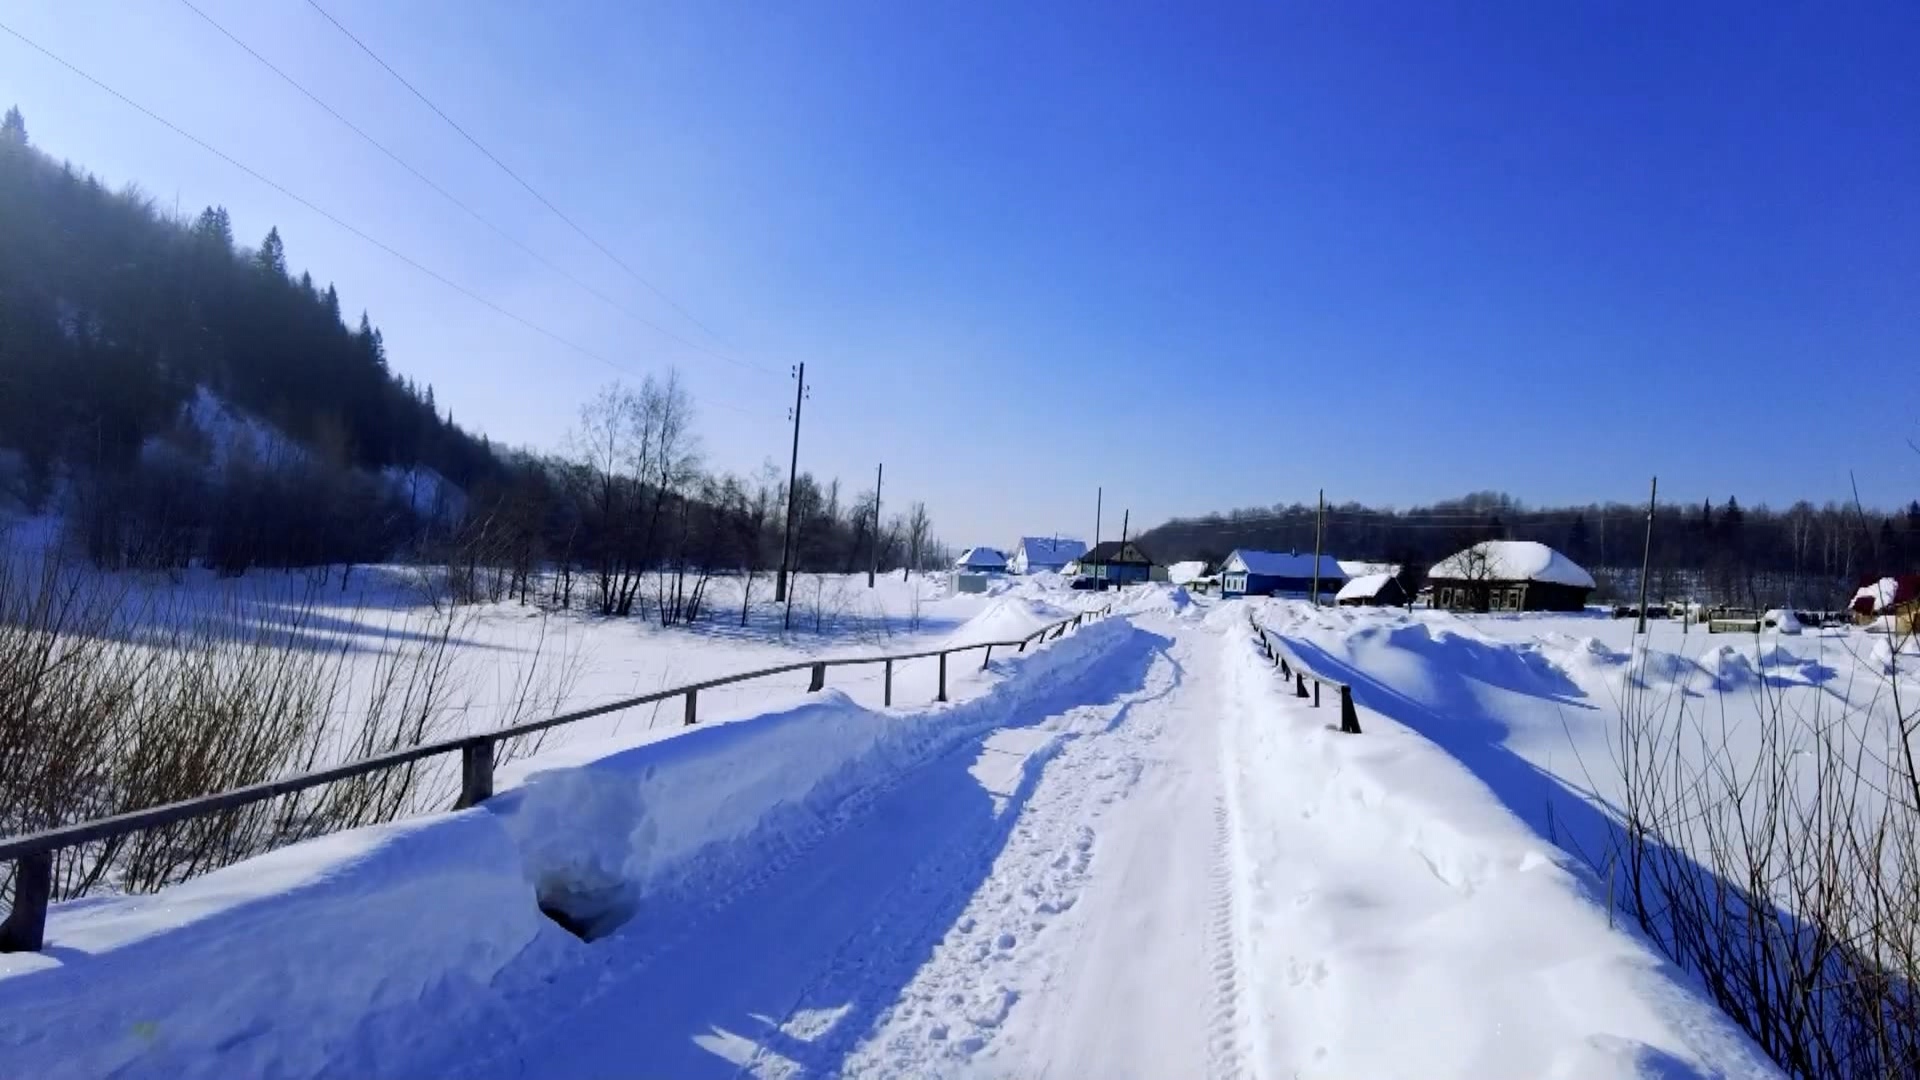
[450,621,1245,1079]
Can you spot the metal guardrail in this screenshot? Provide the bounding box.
[1248,614,1362,735]
[0,602,1115,953]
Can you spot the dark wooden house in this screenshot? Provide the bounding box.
[1428,540,1595,613]
[1076,540,1157,587]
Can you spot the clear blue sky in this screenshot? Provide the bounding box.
[4,2,1916,545]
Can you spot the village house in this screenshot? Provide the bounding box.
[1219,549,1346,600]
[1075,540,1157,588]
[954,546,1008,574]
[1009,536,1088,575]
[1428,540,1595,613]
[1335,572,1410,607]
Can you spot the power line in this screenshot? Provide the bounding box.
[301,0,772,375]
[0,19,758,420]
[174,0,769,385]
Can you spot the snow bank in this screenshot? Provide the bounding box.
[1218,621,1781,1078]
[1167,560,1208,585]
[0,616,1133,1080]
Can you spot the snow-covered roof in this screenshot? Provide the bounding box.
[1429,541,1595,589]
[1853,576,1920,614]
[955,546,1008,569]
[1014,537,1087,565]
[1222,550,1347,580]
[1335,573,1398,601]
[1167,560,1208,585]
[1337,560,1400,578]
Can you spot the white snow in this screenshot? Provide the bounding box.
[1429,539,1596,588]
[1167,559,1209,585]
[1337,559,1399,578]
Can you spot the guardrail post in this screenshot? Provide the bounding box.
[937,651,948,702]
[1295,672,1309,699]
[0,851,52,953]
[1312,680,1321,708]
[684,687,698,726]
[884,659,893,707]
[1073,614,1082,629]
[1340,685,1362,734]
[808,663,826,692]
[456,740,494,809]
[1280,656,1291,677]
[982,644,993,671]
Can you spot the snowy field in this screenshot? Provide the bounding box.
[1252,599,1917,892]
[0,579,1797,1079]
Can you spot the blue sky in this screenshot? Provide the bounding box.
[3,2,1916,545]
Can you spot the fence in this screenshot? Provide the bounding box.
[0,602,1115,953]
[1248,614,1361,735]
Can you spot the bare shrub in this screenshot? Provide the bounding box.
[0,553,581,912]
[1605,625,1920,1077]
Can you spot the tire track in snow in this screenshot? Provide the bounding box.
[834,641,1187,1078]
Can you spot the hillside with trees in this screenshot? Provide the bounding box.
[1139,490,1920,609]
[0,107,945,599]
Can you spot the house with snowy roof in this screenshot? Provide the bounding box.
[1336,572,1409,607]
[1219,550,1347,600]
[1009,536,1087,575]
[954,546,1009,573]
[1428,540,1594,612]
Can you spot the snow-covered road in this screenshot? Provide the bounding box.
[449,620,1247,1079]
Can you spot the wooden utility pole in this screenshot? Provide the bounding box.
[1121,509,1129,542]
[1636,475,1657,635]
[1095,487,1103,546]
[867,461,882,588]
[1311,488,1326,605]
[775,362,807,606]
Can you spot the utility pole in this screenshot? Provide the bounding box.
[775,362,808,606]
[1636,475,1657,635]
[1095,487,1103,546]
[1121,509,1129,543]
[867,462,882,588]
[1311,488,1326,606]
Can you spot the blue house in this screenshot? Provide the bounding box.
[1010,536,1088,575]
[1219,549,1347,600]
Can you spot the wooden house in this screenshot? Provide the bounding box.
[1076,540,1157,587]
[1219,550,1346,600]
[1428,540,1594,612]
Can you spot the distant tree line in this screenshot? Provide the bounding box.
[1139,490,1920,608]
[442,374,946,625]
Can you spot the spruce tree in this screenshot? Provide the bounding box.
[255,226,287,277]
[1,106,26,147]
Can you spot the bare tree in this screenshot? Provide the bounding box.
[903,501,932,580]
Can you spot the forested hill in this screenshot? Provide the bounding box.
[0,106,496,508]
